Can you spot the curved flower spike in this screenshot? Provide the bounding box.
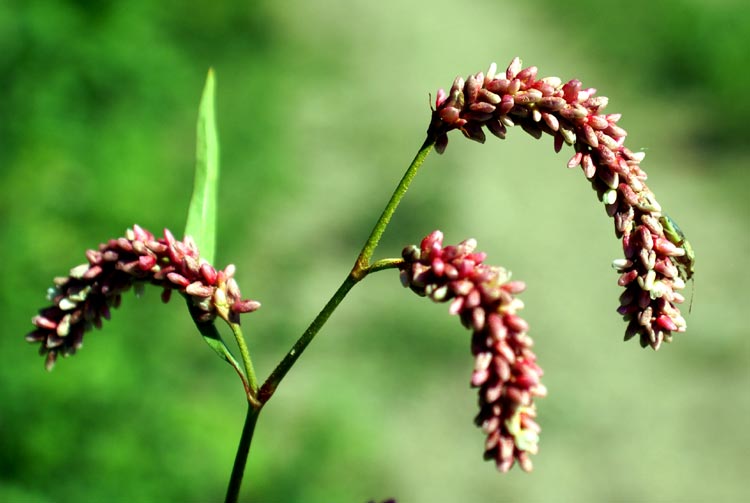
[400,231,546,472]
[428,57,692,349]
[25,225,260,370]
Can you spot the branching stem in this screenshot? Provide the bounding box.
[354,138,435,275]
[227,135,435,499]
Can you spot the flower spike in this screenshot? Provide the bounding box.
[400,231,546,472]
[26,226,260,370]
[427,58,693,349]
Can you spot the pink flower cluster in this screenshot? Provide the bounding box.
[428,57,691,349]
[400,231,546,472]
[26,225,260,370]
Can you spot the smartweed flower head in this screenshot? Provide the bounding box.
[26,225,260,370]
[400,231,545,472]
[429,58,692,349]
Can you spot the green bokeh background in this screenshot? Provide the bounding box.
[2,1,749,501]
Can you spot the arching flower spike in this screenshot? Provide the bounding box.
[25,225,260,370]
[428,57,692,349]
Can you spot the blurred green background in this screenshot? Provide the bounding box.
[2,0,749,501]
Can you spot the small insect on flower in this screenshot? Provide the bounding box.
[659,214,695,281]
[659,214,695,311]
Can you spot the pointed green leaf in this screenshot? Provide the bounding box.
[186,299,245,372]
[185,68,220,265]
[200,324,241,366]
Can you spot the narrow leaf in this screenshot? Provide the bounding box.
[200,325,240,366]
[185,68,220,265]
[186,299,245,374]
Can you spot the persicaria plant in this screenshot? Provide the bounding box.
[25,58,695,502]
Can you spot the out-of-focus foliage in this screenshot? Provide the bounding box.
[2,0,748,502]
[537,0,750,153]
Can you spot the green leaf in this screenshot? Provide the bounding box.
[185,68,220,265]
[186,299,246,377]
[199,322,241,367]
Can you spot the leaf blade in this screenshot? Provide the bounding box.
[186,299,247,381]
[185,68,220,265]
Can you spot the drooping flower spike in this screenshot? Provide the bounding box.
[428,57,692,349]
[26,225,260,370]
[400,231,545,472]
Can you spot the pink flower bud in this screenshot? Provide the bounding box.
[138,255,157,271]
[167,272,190,288]
[185,282,214,298]
[232,299,262,314]
[200,263,218,285]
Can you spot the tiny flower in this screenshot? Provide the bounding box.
[400,231,545,472]
[25,226,260,369]
[232,299,262,314]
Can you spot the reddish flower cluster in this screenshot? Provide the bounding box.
[400,231,546,472]
[428,57,691,349]
[26,225,260,370]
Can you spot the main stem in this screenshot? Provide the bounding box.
[225,404,260,503]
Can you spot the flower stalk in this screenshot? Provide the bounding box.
[259,273,359,403]
[354,137,435,275]
[261,139,434,402]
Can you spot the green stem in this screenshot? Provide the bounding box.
[225,403,260,503]
[259,273,358,403]
[259,138,434,403]
[353,138,435,276]
[225,135,435,500]
[226,258,406,497]
[230,321,259,397]
[367,257,405,274]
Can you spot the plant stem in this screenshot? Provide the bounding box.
[354,137,434,276]
[230,321,259,397]
[225,403,260,503]
[259,272,358,403]
[368,257,405,273]
[259,137,434,403]
[228,136,434,499]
